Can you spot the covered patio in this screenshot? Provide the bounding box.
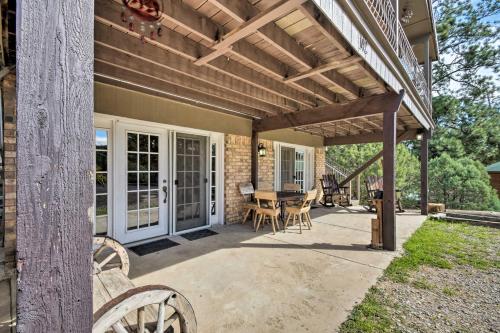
[127,207,425,332]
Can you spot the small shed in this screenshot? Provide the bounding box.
[486,162,500,195]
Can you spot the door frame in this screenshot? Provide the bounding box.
[274,142,315,192]
[114,121,170,244]
[94,113,225,243]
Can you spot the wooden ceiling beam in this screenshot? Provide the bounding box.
[325,129,418,147]
[284,56,362,82]
[94,4,317,108]
[94,22,299,112]
[253,90,405,132]
[95,62,269,119]
[299,2,386,93]
[205,0,362,100]
[194,0,308,66]
[95,46,284,115]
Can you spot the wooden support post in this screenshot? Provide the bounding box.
[382,108,397,251]
[251,130,259,189]
[356,174,361,200]
[16,1,94,332]
[420,130,430,215]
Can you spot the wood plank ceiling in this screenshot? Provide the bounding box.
[94,0,422,140]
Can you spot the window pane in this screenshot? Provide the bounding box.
[128,153,137,171]
[139,134,148,152]
[186,140,193,155]
[177,189,184,204]
[127,211,138,230]
[177,138,185,155]
[150,172,159,190]
[194,172,200,186]
[139,191,149,209]
[139,153,149,171]
[139,210,149,228]
[96,173,107,194]
[186,172,193,187]
[150,208,159,226]
[139,173,148,190]
[177,205,184,222]
[193,156,200,170]
[150,191,159,208]
[96,151,107,172]
[193,140,200,155]
[128,133,137,151]
[186,156,193,171]
[96,195,108,216]
[150,154,158,171]
[96,130,108,150]
[95,215,107,235]
[193,188,200,203]
[128,173,137,191]
[127,192,138,211]
[150,135,159,153]
[177,172,184,188]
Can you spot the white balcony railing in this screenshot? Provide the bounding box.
[364,0,432,112]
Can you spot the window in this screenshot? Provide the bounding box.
[95,129,110,235]
[210,143,216,215]
[126,132,160,230]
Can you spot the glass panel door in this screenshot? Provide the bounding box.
[280,147,295,190]
[295,150,305,191]
[114,124,168,244]
[175,134,208,232]
[126,132,160,231]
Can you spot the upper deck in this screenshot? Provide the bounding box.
[93,0,438,142]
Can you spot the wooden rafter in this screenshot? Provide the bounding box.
[95,61,269,118]
[194,0,308,66]
[205,0,363,100]
[284,56,362,82]
[253,90,405,132]
[299,2,386,93]
[96,0,318,108]
[94,23,299,114]
[94,46,280,116]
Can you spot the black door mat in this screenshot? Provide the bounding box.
[129,238,180,256]
[181,229,218,241]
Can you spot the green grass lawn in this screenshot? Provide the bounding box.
[339,219,500,333]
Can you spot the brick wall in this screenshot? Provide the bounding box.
[223,135,276,224]
[257,139,274,191]
[314,147,325,201]
[2,73,16,268]
[224,134,252,224]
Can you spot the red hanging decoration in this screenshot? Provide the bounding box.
[121,0,164,41]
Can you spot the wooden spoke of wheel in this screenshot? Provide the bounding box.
[93,285,197,333]
[93,236,130,276]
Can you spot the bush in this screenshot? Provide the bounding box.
[429,154,500,211]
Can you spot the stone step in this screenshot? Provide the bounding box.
[431,214,500,229]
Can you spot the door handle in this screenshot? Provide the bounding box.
[162,185,168,203]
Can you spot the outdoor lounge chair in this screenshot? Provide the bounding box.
[92,236,196,332]
[284,189,317,234]
[319,174,351,207]
[365,175,404,212]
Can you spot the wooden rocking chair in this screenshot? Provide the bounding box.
[92,236,197,332]
[319,174,351,207]
[365,175,404,212]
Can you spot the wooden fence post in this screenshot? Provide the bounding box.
[16,1,94,332]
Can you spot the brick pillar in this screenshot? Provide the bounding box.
[224,134,251,224]
[257,139,274,191]
[314,147,325,202]
[2,73,16,268]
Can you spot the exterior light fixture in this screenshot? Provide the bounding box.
[258,143,267,157]
[416,133,423,141]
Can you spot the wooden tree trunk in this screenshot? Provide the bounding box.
[16,1,94,332]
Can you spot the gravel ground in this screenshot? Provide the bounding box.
[379,266,500,333]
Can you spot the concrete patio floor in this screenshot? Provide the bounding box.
[128,206,426,333]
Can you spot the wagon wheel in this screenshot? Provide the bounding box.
[93,236,130,276]
[93,285,197,333]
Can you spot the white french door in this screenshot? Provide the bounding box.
[114,123,169,244]
[275,143,314,192]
